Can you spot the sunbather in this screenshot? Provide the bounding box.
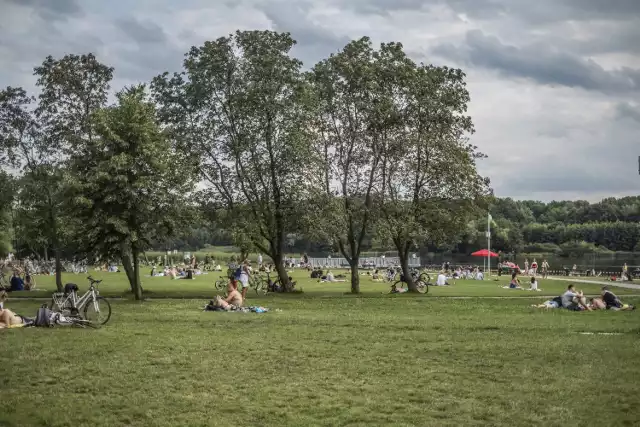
[601,286,635,311]
[210,279,244,311]
[0,291,27,328]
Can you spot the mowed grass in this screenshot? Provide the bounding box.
[8,269,639,300]
[2,295,640,426]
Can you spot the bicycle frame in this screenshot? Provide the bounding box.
[51,285,99,313]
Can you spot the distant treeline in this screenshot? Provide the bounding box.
[151,196,640,256]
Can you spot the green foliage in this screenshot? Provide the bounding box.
[71,85,192,299]
[152,30,320,289]
[0,170,14,257]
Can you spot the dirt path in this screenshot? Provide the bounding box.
[547,276,640,290]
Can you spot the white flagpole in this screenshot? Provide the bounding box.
[487,213,492,277]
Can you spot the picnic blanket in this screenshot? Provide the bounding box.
[203,302,270,313]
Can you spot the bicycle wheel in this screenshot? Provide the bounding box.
[83,296,112,325]
[254,281,268,296]
[215,279,226,291]
[393,280,405,291]
[415,280,429,294]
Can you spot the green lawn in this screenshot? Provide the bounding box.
[8,269,638,300]
[2,271,639,426]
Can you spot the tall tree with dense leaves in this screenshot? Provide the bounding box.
[310,37,396,293]
[72,85,191,300]
[0,54,112,289]
[377,57,490,291]
[0,170,14,257]
[152,30,320,290]
[0,86,69,289]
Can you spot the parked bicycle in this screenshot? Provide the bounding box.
[49,276,112,325]
[392,268,431,294]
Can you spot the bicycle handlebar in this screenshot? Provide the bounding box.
[87,276,103,285]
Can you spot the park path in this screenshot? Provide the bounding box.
[547,276,640,290]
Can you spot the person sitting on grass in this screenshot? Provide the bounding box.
[323,270,345,282]
[24,271,36,291]
[508,272,522,289]
[8,272,24,292]
[210,279,244,311]
[435,271,450,286]
[528,276,540,291]
[601,286,635,311]
[561,284,592,311]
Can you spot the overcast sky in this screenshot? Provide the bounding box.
[1,0,639,202]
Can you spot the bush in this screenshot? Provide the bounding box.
[558,241,611,257]
[523,243,562,254]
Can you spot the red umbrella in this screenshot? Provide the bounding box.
[471,249,499,257]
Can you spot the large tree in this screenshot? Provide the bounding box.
[0,86,69,289]
[72,85,191,300]
[152,30,320,290]
[377,61,490,291]
[0,54,112,289]
[310,38,399,293]
[0,170,14,258]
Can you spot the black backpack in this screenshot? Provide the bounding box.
[551,296,563,307]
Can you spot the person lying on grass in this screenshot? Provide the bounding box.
[210,279,244,311]
[0,291,28,328]
[561,284,592,311]
[321,271,345,282]
[601,286,636,311]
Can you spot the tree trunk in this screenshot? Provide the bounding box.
[44,246,48,262]
[350,260,360,294]
[54,249,63,292]
[132,247,143,301]
[272,252,292,292]
[50,219,63,292]
[398,246,417,292]
[120,243,141,299]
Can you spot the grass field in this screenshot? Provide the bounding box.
[2,271,639,426]
[7,269,639,299]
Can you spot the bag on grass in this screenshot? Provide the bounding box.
[34,306,54,327]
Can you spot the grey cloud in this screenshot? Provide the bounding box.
[256,1,350,65]
[115,17,168,44]
[433,30,640,94]
[616,102,640,123]
[3,0,82,20]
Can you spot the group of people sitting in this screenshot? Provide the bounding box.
[310,268,346,282]
[0,270,36,292]
[505,272,540,291]
[534,284,635,311]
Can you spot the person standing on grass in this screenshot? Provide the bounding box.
[257,253,263,267]
[541,259,550,278]
[238,260,251,300]
[622,263,629,281]
[531,259,538,276]
[524,259,530,276]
